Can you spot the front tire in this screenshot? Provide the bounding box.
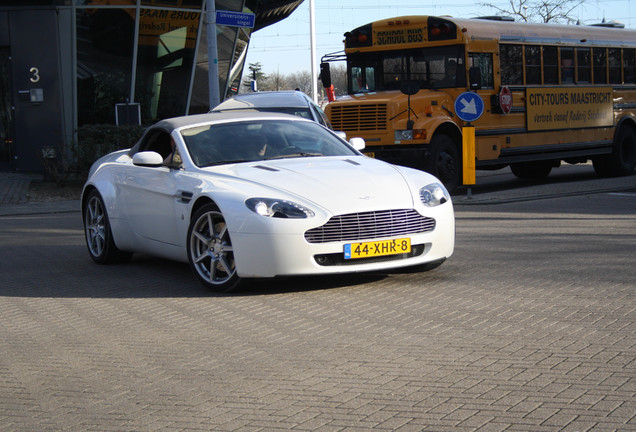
[83,189,131,264]
[187,204,240,292]
[425,134,460,193]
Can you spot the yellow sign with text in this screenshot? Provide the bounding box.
[526,87,614,131]
[373,28,424,46]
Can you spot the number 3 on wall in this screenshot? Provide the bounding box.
[29,67,40,83]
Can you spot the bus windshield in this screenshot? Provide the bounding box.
[348,45,466,93]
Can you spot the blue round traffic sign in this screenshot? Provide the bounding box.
[454,92,484,122]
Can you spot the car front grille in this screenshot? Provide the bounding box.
[329,104,388,131]
[304,209,435,244]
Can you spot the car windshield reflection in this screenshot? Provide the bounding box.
[181,120,357,168]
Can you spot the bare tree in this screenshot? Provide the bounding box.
[262,70,287,91]
[236,63,346,98]
[287,71,313,95]
[481,0,586,23]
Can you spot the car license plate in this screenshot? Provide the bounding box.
[344,238,411,260]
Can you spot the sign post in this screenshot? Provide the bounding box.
[454,92,484,197]
[462,126,476,187]
[207,8,256,109]
[206,0,220,109]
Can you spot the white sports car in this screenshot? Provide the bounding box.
[82,112,455,292]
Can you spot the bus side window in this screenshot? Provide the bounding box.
[625,49,636,83]
[608,48,622,84]
[499,44,522,85]
[593,48,607,84]
[468,53,494,89]
[577,48,591,84]
[543,46,558,84]
[525,46,541,85]
[561,47,574,84]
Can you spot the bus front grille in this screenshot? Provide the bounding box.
[330,104,388,131]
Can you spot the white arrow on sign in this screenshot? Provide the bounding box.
[459,98,477,115]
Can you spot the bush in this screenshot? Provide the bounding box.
[42,124,146,185]
[76,124,145,176]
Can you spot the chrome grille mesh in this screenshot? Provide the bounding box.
[305,209,435,244]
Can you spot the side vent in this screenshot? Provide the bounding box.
[177,191,193,203]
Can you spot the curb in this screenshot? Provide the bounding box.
[0,200,81,217]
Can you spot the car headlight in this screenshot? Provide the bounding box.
[420,183,450,207]
[245,198,315,219]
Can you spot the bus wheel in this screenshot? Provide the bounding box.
[593,126,636,177]
[510,161,553,179]
[426,135,460,193]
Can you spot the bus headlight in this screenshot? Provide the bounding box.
[395,129,426,141]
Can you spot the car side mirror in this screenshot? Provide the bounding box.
[133,151,164,167]
[349,137,365,151]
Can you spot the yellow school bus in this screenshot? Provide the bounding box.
[320,16,636,191]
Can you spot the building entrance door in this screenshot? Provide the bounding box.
[0,47,14,169]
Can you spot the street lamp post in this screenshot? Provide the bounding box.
[206,0,221,109]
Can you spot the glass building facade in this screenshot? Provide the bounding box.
[0,0,303,171]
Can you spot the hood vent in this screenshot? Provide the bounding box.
[253,165,280,172]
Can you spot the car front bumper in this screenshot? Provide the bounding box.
[230,205,455,278]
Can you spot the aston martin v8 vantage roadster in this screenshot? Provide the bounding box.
[82,112,454,292]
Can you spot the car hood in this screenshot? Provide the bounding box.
[209,156,416,214]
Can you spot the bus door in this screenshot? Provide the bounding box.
[467,51,512,162]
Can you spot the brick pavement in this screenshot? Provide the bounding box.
[0,187,634,431]
[0,172,39,204]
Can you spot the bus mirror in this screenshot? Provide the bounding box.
[400,80,420,96]
[320,62,332,88]
[469,67,482,90]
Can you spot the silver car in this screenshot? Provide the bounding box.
[211,91,333,129]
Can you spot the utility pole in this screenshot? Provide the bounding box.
[309,0,318,102]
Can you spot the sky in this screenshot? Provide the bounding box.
[244,0,636,76]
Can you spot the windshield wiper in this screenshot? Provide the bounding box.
[201,159,253,167]
[266,152,323,160]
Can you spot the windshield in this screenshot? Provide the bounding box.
[250,107,313,120]
[348,45,465,93]
[181,119,358,167]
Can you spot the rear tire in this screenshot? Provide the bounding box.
[593,126,636,177]
[83,189,132,264]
